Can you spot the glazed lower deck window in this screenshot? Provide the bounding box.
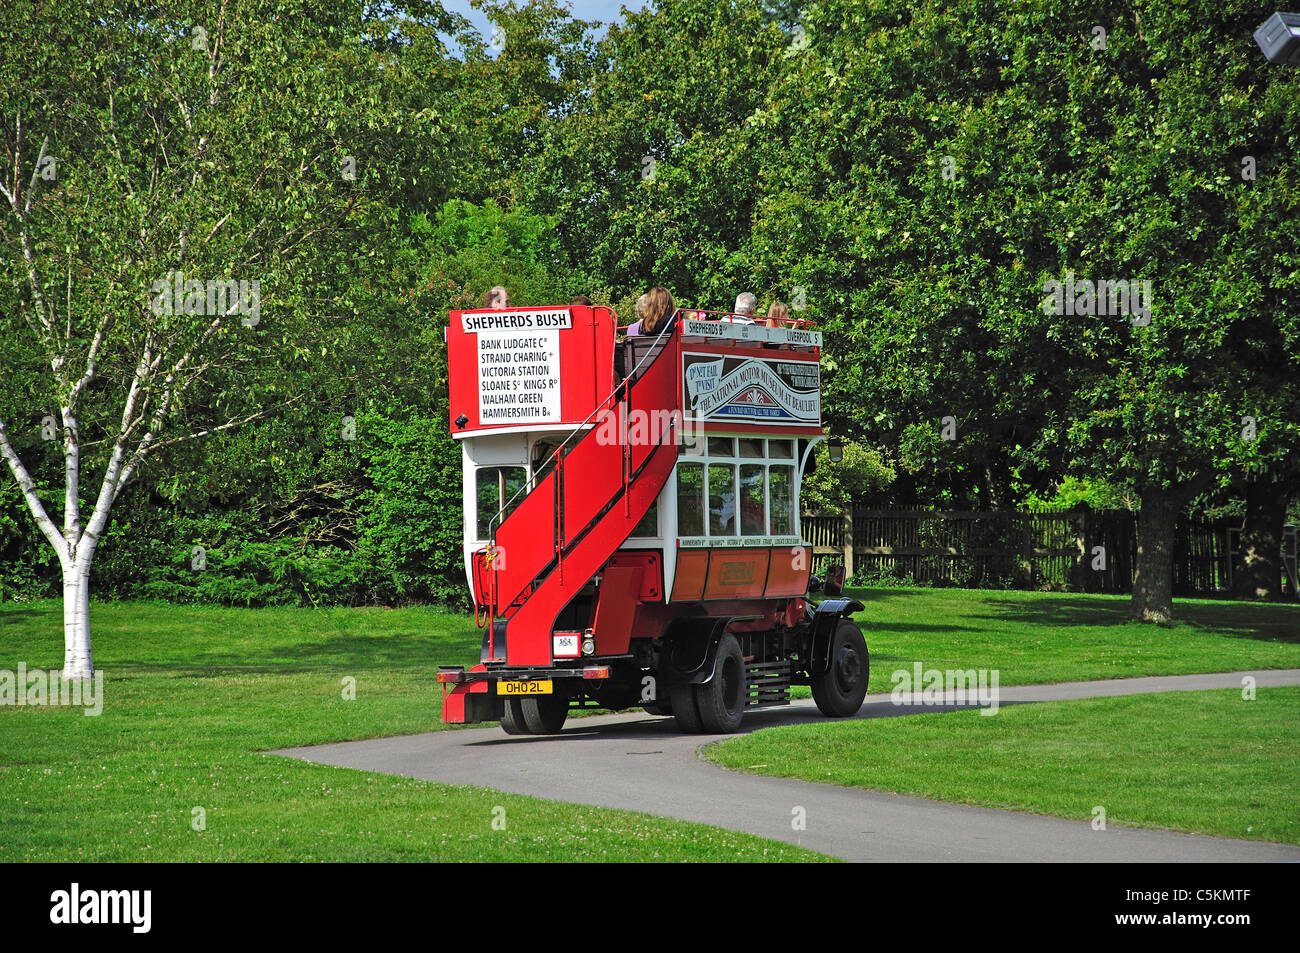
[476,466,528,538]
[676,442,796,540]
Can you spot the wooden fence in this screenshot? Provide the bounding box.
[800,508,1289,595]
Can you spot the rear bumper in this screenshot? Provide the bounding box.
[437,661,625,724]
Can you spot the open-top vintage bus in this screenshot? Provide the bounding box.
[436,303,868,734]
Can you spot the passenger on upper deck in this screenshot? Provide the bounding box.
[732,292,757,324]
[482,285,510,309]
[627,286,676,337]
[765,300,790,328]
[571,294,593,307]
[625,293,650,336]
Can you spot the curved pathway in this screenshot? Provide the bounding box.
[272,669,1300,862]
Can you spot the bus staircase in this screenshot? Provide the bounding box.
[475,328,680,670]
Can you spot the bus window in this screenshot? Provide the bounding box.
[708,437,735,457]
[708,463,737,535]
[678,463,705,536]
[739,438,764,458]
[532,441,558,486]
[768,439,794,459]
[631,501,659,538]
[476,466,528,538]
[769,465,794,535]
[740,464,765,535]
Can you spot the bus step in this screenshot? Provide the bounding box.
[745,659,793,708]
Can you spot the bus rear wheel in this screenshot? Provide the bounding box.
[670,684,703,732]
[811,619,869,718]
[693,633,746,733]
[521,692,569,734]
[500,698,529,735]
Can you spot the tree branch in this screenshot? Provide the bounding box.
[0,416,70,563]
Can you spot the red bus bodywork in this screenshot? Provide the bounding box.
[438,306,865,732]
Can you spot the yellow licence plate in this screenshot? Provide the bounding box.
[498,679,553,696]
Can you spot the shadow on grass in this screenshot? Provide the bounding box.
[0,608,50,625]
[843,587,929,603]
[1174,601,1300,642]
[978,596,1300,642]
[862,623,981,634]
[100,633,483,676]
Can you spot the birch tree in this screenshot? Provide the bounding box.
[0,0,415,675]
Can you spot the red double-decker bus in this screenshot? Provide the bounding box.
[437,304,868,734]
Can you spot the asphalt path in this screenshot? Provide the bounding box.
[273,669,1300,862]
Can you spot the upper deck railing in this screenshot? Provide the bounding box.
[618,307,817,333]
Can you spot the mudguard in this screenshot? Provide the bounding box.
[809,598,865,674]
[656,618,728,687]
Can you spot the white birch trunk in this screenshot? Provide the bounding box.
[0,416,105,680]
[61,558,95,678]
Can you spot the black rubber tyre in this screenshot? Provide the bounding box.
[521,691,569,734]
[670,683,704,732]
[693,633,746,733]
[810,619,869,718]
[500,698,529,735]
[642,699,673,716]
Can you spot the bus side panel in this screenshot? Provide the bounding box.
[704,549,770,600]
[670,550,709,601]
[764,545,811,598]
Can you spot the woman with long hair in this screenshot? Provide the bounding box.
[765,300,790,328]
[638,286,676,335]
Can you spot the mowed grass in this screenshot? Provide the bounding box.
[1,589,1297,860]
[706,688,1300,844]
[0,601,822,861]
[839,587,1300,693]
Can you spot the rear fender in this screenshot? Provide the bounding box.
[656,617,728,687]
[442,680,506,724]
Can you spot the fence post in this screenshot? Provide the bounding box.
[842,510,854,579]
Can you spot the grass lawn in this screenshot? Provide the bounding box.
[1,588,1296,860]
[839,586,1300,693]
[706,687,1300,844]
[0,601,822,861]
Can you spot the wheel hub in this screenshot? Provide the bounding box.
[834,646,860,693]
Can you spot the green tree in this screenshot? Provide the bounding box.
[739,0,1300,620]
[0,0,457,670]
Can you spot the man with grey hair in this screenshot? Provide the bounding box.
[732,292,757,324]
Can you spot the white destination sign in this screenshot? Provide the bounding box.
[470,309,569,424]
[679,318,822,347]
[463,308,572,333]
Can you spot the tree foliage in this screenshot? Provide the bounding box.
[2,0,1296,628]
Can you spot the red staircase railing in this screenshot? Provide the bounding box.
[481,323,681,666]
